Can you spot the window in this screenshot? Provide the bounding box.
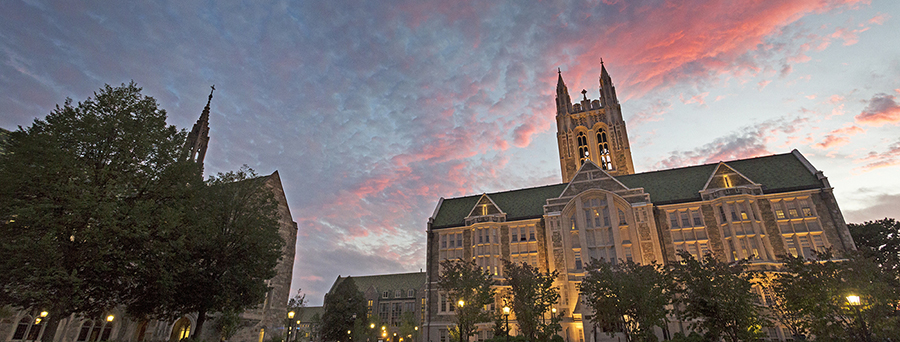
[596,128,612,170]
[395,290,402,298]
[408,289,415,297]
[723,175,733,188]
[775,209,785,219]
[692,211,703,226]
[577,132,589,164]
[383,291,390,298]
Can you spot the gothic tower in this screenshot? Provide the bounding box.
[556,63,635,182]
[184,85,214,172]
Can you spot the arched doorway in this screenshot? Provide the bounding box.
[170,317,192,341]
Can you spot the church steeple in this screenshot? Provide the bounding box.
[555,64,635,182]
[556,68,573,115]
[185,85,214,173]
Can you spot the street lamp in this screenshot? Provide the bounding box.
[457,300,465,342]
[502,306,510,342]
[846,295,872,342]
[287,311,295,342]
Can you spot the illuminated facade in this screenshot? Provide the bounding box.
[424,64,855,342]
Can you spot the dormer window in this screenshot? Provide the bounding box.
[723,175,733,188]
[481,204,488,216]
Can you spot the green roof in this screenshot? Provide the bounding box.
[431,183,567,229]
[328,272,426,295]
[431,151,824,229]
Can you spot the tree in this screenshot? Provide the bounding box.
[771,251,900,341]
[321,277,366,342]
[126,167,284,338]
[580,260,672,342]
[437,259,495,342]
[501,260,560,342]
[848,218,900,276]
[0,82,197,342]
[667,252,767,342]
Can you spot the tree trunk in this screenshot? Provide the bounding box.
[39,313,63,342]
[193,309,208,340]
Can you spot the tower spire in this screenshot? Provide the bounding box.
[556,68,572,115]
[185,85,214,174]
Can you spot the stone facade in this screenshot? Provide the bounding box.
[425,65,855,342]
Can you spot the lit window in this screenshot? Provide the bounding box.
[596,129,612,170]
[723,175,733,188]
[577,132,589,164]
[775,209,785,219]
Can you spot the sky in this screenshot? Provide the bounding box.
[1,0,898,306]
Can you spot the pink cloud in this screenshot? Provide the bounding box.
[656,116,809,168]
[758,80,772,90]
[814,125,864,149]
[855,138,900,172]
[868,13,890,25]
[855,93,900,126]
[562,0,870,98]
[805,94,816,99]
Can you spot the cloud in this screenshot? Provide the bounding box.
[814,125,865,149]
[855,93,900,126]
[854,138,900,172]
[842,192,900,224]
[656,116,809,169]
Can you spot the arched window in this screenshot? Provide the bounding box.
[596,128,612,170]
[12,316,32,340]
[576,132,589,165]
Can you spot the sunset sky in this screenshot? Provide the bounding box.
[1,0,898,305]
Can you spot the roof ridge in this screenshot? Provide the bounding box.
[628,151,794,177]
[441,182,565,201]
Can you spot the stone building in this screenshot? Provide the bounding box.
[1,88,299,342]
[325,272,427,342]
[424,64,855,342]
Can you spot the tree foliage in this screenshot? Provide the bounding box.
[501,260,560,342]
[0,82,287,342]
[437,259,495,342]
[849,218,900,276]
[128,166,284,338]
[581,260,672,342]
[770,251,900,341]
[321,277,366,342]
[0,82,197,342]
[668,252,766,342]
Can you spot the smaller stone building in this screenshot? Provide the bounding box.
[326,272,427,342]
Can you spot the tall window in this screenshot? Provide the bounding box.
[718,201,770,262]
[596,128,612,170]
[509,225,538,266]
[576,132,589,164]
[583,197,617,264]
[78,320,114,342]
[772,198,827,259]
[668,209,709,260]
[12,316,42,341]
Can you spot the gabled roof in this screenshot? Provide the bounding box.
[431,183,567,229]
[430,151,824,229]
[328,272,426,296]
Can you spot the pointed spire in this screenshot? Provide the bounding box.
[184,85,214,174]
[557,67,566,89]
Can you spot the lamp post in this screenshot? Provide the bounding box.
[287,311,295,342]
[457,300,465,342]
[846,295,871,342]
[502,306,510,342]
